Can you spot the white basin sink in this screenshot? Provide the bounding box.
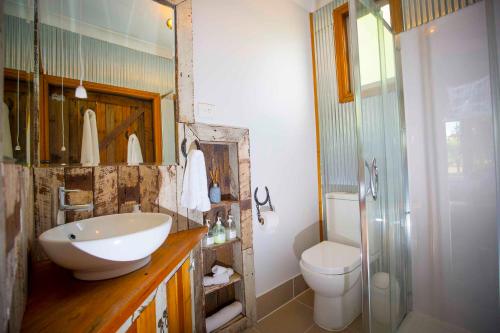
[39,213,172,280]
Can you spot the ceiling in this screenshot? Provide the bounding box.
[5,0,175,58]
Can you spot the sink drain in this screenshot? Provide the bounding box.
[68,233,76,240]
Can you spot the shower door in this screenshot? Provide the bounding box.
[348,1,410,332]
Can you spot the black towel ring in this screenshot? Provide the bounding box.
[254,186,274,225]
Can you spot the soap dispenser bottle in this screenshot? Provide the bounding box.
[204,219,214,246]
[226,215,237,240]
[214,217,226,244]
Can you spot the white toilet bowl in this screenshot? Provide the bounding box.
[300,241,361,331]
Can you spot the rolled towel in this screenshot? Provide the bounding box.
[206,301,242,333]
[211,265,234,276]
[203,273,230,286]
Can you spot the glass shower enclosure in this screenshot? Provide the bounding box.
[348,0,410,332]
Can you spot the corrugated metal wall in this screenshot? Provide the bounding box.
[4,15,34,72]
[312,0,358,194]
[4,14,175,94]
[402,0,480,30]
[312,0,479,196]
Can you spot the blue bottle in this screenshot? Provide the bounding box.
[209,183,221,203]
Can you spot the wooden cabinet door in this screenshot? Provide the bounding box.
[126,299,156,333]
[167,258,193,333]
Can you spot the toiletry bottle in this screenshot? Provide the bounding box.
[226,215,237,240]
[204,219,214,246]
[214,217,226,244]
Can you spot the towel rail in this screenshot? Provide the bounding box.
[181,138,201,158]
[254,186,274,225]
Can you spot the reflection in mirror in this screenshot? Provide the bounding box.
[37,0,176,165]
[3,0,35,164]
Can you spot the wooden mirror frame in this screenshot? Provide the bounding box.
[31,0,195,166]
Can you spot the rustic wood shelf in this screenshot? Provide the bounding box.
[210,199,239,209]
[204,272,242,295]
[202,237,240,250]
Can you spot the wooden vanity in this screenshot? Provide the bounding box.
[21,228,206,333]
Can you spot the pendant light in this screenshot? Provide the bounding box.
[15,70,21,151]
[75,1,87,99]
[60,0,66,152]
[14,15,21,151]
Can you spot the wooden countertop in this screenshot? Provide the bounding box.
[21,227,207,333]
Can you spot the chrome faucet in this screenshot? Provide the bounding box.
[59,187,94,212]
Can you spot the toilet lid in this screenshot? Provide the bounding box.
[301,241,361,275]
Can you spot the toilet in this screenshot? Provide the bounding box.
[300,192,361,331]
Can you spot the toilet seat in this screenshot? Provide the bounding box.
[301,241,361,275]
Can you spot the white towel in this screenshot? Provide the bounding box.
[206,302,242,333]
[80,109,100,166]
[127,134,143,165]
[212,265,234,277]
[203,274,230,287]
[181,149,211,212]
[1,102,13,159]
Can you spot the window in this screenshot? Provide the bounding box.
[332,1,402,103]
[333,3,353,103]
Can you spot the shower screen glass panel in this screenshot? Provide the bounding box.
[349,0,409,332]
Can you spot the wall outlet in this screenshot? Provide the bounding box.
[198,103,216,118]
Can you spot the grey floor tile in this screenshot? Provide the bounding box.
[256,300,314,333]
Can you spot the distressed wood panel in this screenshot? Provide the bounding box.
[202,245,234,276]
[192,244,206,333]
[155,280,168,333]
[200,143,232,196]
[238,164,250,191]
[228,144,239,199]
[93,166,118,216]
[3,164,21,251]
[64,167,93,222]
[177,124,198,230]
[242,248,257,324]
[139,165,159,213]
[191,124,248,143]
[158,165,178,233]
[176,0,195,124]
[2,165,32,333]
[240,208,253,251]
[33,167,64,261]
[118,166,140,213]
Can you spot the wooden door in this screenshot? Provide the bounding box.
[167,258,193,333]
[47,85,155,164]
[126,299,156,333]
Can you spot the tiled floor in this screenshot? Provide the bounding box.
[245,289,362,333]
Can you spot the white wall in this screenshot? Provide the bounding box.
[192,0,320,295]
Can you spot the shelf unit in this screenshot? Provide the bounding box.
[182,123,256,332]
[203,237,241,250]
[204,272,242,295]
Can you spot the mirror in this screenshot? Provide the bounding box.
[2,0,35,165]
[36,0,176,165]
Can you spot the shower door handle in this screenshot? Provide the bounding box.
[365,158,378,200]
